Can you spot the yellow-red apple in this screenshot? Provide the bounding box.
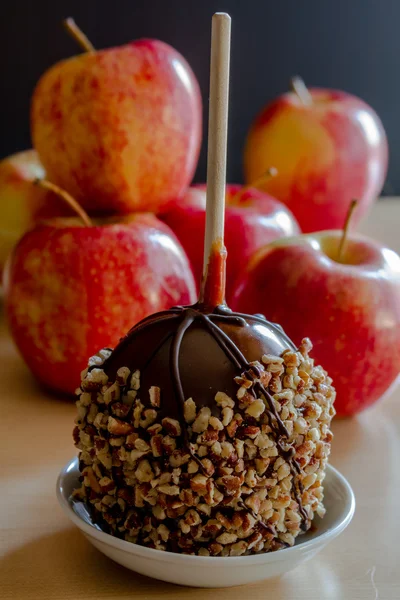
[244,85,388,232]
[160,184,300,301]
[231,231,400,416]
[4,214,196,395]
[0,150,72,270]
[31,39,202,215]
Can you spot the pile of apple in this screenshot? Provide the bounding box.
[1,21,399,417]
[1,30,202,395]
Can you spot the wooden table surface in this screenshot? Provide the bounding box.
[1,200,400,600]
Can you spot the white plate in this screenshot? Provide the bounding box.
[57,457,355,588]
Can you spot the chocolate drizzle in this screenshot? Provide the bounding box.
[104,303,309,532]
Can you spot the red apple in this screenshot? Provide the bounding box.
[4,214,196,395]
[231,231,400,416]
[160,184,300,301]
[31,39,202,215]
[244,84,388,232]
[0,150,73,271]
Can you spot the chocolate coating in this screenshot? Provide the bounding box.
[104,304,295,420]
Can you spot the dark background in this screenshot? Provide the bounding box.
[1,0,398,192]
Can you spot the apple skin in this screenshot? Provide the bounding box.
[231,231,400,416]
[4,214,196,395]
[160,184,300,301]
[244,89,388,233]
[0,150,72,271]
[31,39,202,215]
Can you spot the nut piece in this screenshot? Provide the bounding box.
[188,460,199,474]
[83,467,101,493]
[184,398,196,423]
[135,459,154,483]
[299,337,313,356]
[216,532,238,545]
[192,407,211,433]
[283,351,300,368]
[262,354,284,365]
[157,524,170,542]
[230,541,248,556]
[116,366,130,384]
[134,439,150,453]
[158,485,180,496]
[162,417,182,437]
[140,409,157,429]
[215,392,235,409]
[150,435,163,458]
[184,509,201,526]
[103,382,120,405]
[110,402,130,419]
[245,398,265,418]
[221,406,234,426]
[107,417,133,435]
[209,416,224,431]
[130,369,141,390]
[82,368,108,389]
[149,386,161,407]
[190,474,208,495]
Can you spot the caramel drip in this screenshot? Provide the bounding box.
[199,239,227,309]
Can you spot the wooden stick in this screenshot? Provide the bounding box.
[63,17,95,53]
[199,12,231,307]
[290,76,313,106]
[337,199,358,262]
[34,179,93,227]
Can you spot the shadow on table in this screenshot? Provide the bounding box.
[0,528,287,599]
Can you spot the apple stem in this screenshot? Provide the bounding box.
[337,199,358,262]
[63,17,95,53]
[231,167,278,204]
[34,179,93,227]
[199,13,231,308]
[290,76,313,106]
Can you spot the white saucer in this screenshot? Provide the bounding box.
[56,457,355,588]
